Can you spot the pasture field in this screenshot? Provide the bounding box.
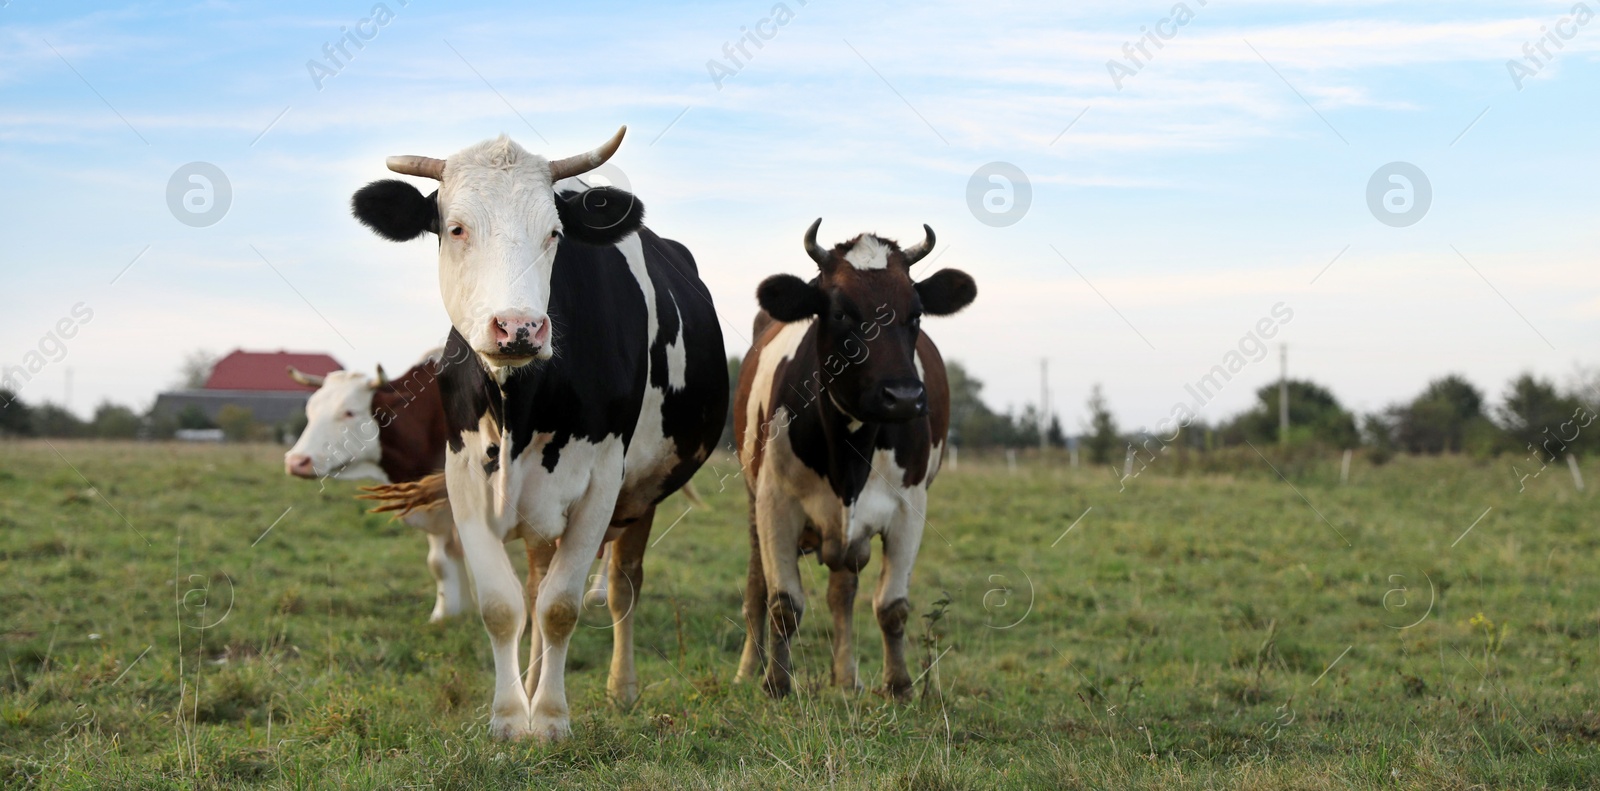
[1,440,1598,789]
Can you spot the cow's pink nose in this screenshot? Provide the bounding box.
[490,313,550,353]
[285,454,315,478]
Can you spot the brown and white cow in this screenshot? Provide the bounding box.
[734,219,976,699]
[283,351,472,622]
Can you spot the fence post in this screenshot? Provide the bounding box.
[1340,448,1352,485]
[1569,454,1585,492]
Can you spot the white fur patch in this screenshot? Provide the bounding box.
[846,447,910,544]
[286,370,384,479]
[663,291,687,391]
[741,319,814,469]
[843,236,891,270]
[438,136,562,360]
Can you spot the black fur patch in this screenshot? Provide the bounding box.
[757,274,827,322]
[352,180,439,241]
[555,187,645,246]
[915,269,977,316]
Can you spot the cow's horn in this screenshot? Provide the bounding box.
[386,155,446,180]
[803,218,830,267]
[287,366,325,388]
[373,364,389,388]
[547,126,627,181]
[902,224,936,266]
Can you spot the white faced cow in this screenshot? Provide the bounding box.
[282,352,473,623]
[734,219,975,699]
[350,129,727,741]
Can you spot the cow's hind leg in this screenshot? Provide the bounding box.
[736,500,768,683]
[411,510,472,622]
[522,540,554,697]
[606,511,651,707]
[756,481,807,698]
[825,539,872,690]
[586,544,611,608]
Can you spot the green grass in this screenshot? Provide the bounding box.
[2,440,1597,789]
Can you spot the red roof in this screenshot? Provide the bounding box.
[204,350,343,392]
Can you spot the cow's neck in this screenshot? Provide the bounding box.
[371,370,444,483]
[816,384,879,505]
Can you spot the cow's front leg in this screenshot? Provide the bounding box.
[447,458,530,738]
[606,510,653,707]
[528,465,621,741]
[523,540,554,698]
[875,491,927,701]
[756,480,807,698]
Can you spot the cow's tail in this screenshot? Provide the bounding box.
[358,472,449,518]
[680,480,707,510]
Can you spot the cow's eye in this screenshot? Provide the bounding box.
[449,225,465,238]
[343,410,356,419]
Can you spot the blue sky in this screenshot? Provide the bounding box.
[1,0,1595,432]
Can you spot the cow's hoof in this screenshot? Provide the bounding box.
[608,681,640,709]
[531,715,572,743]
[762,674,792,699]
[488,717,532,741]
[832,668,862,691]
[881,682,913,703]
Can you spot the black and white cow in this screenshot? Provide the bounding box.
[350,128,727,741]
[734,219,975,699]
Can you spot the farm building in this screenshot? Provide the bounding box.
[150,349,342,429]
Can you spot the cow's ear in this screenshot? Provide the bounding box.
[352,180,438,241]
[915,269,977,316]
[757,274,826,322]
[555,187,645,246]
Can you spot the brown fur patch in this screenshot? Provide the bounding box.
[541,597,579,642]
[480,598,521,639]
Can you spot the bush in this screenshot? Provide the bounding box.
[216,405,258,442]
[0,391,33,437]
[1219,380,1358,449]
[92,402,141,439]
[177,405,215,430]
[31,404,87,438]
[1496,373,1591,461]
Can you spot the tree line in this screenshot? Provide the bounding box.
[5,357,1595,466]
[1073,369,1598,466]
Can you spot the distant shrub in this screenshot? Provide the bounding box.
[216,405,258,442]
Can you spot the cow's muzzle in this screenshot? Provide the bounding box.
[285,453,317,478]
[487,312,550,365]
[861,382,927,422]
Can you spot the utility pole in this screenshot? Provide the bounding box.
[1278,345,1289,445]
[1039,358,1049,452]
